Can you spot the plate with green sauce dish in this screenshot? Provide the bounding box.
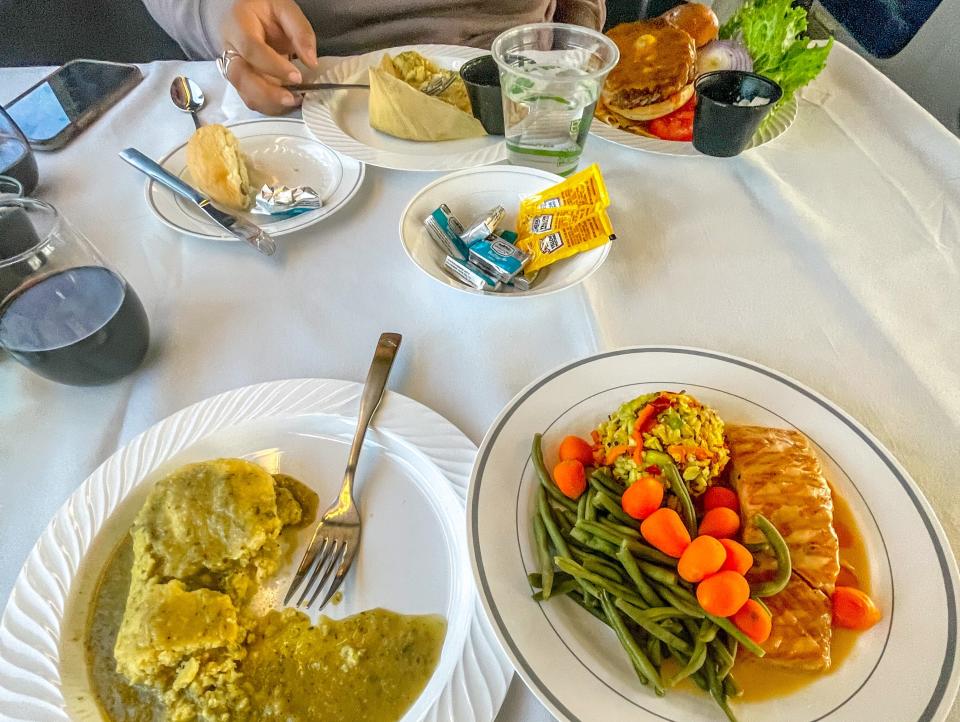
[0,378,512,722]
[468,346,959,722]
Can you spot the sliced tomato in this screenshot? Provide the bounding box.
[647,97,696,142]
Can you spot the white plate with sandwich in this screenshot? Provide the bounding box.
[468,346,960,721]
[146,118,365,240]
[301,45,507,172]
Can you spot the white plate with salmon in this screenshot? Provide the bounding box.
[467,346,960,722]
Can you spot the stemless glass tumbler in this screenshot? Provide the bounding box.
[0,197,149,386]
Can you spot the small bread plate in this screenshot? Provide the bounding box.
[399,165,612,298]
[146,118,365,240]
[301,44,507,172]
[468,346,960,721]
[0,378,511,722]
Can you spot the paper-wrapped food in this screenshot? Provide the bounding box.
[368,51,486,141]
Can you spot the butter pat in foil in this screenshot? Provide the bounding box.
[460,205,506,245]
[468,236,530,282]
[425,205,469,260]
[443,255,501,291]
[253,184,321,216]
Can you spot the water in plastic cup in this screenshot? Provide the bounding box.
[491,23,619,176]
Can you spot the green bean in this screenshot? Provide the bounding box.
[582,556,625,583]
[669,638,707,687]
[647,637,663,668]
[568,590,610,626]
[703,612,765,657]
[592,490,637,526]
[711,638,736,679]
[597,518,642,539]
[554,557,648,608]
[555,506,578,532]
[532,434,577,512]
[576,492,588,523]
[723,673,741,698]
[538,488,572,558]
[653,583,706,619]
[661,618,684,635]
[706,660,738,722]
[528,573,542,588]
[590,468,624,496]
[644,449,698,538]
[636,606,692,622]
[533,577,578,601]
[600,592,664,696]
[637,561,678,586]
[749,514,792,597]
[583,487,597,522]
[697,619,719,643]
[533,512,554,599]
[750,596,771,616]
[616,542,665,607]
[615,598,693,655]
[622,538,678,567]
[569,527,621,559]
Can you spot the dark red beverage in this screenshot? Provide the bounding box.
[0,265,149,385]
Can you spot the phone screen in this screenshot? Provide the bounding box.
[6,62,140,144]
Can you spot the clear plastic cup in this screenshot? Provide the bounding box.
[491,23,619,176]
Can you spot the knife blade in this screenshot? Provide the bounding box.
[118,147,277,256]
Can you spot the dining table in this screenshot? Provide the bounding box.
[1,41,958,721]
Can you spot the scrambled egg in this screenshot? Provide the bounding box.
[391,50,473,114]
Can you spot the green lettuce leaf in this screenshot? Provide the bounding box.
[720,0,833,113]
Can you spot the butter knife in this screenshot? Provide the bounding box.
[118,148,277,256]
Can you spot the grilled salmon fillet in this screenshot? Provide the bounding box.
[761,576,833,671]
[726,425,840,594]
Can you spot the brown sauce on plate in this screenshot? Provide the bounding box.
[733,487,872,701]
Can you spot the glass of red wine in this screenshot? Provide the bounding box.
[0,197,150,386]
[0,107,38,196]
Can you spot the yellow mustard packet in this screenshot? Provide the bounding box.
[519,163,611,212]
[516,207,615,274]
[516,202,605,237]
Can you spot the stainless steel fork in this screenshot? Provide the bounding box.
[283,332,402,610]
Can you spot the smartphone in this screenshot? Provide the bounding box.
[4,60,143,151]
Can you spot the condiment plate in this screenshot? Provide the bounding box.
[399,165,612,298]
[590,96,797,157]
[0,379,512,722]
[145,118,365,240]
[301,45,507,171]
[469,346,960,721]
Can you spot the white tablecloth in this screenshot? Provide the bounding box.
[1,44,959,721]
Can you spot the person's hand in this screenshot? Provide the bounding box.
[220,0,319,115]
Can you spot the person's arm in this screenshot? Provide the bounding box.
[141,0,233,60]
[553,0,606,31]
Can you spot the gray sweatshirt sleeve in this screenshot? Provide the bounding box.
[141,0,232,59]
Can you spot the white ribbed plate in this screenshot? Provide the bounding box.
[0,378,511,722]
[301,45,507,171]
[589,95,798,157]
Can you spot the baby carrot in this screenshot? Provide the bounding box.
[703,486,740,514]
[698,507,741,539]
[718,538,754,575]
[678,535,727,583]
[640,507,691,558]
[621,476,664,520]
[733,599,772,644]
[553,459,587,500]
[832,586,882,630]
[558,435,595,466]
[696,571,750,617]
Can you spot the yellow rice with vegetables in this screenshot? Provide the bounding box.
[593,391,729,495]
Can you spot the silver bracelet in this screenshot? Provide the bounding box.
[216,48,242,79]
